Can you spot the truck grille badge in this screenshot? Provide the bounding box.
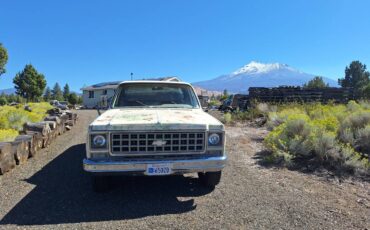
[152,140,167,147]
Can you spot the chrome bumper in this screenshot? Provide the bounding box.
[83,155,227,174]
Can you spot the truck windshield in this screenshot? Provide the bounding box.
[113,83,200,108]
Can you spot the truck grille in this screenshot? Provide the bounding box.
[110,132,205,154]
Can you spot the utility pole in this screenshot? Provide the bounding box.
[130,72,133,80]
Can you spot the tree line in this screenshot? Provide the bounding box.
[0,43,82,105]
[301,61,370,98]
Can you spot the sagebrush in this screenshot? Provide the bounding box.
[0,102,52,142]
[264,101,370,176]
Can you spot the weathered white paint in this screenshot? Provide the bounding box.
[90,108,224,131]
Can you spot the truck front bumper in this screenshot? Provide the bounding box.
[83,155,227,175]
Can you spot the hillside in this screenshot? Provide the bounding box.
[0,88,16,95]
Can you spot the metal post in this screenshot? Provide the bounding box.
[131,73,133,80]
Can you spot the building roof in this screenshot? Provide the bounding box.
[81,81,121,91]
[81,77,182,91]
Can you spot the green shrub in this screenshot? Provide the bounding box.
[7,111,29,131]
[0,97,7,106]
[0,102,52,135]
[359,100,370,110]
[338,128,355,145]
[264,101,370,176]
[341,112,370,131]
[223,113,232,124]
[312,131,337,162]
[346,100,362,112]
[267,109,309,130]
[257,103,270,113]
[341,145,370,175]
[265,117,314,158]
[355,125,370,155]
[0,129,18,142]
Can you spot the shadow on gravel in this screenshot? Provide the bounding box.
[0,144,212,226]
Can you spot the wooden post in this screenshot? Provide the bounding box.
[15,135,35,158]
[60,114,69,132]
[24,131,44,152]
[44,116,61,125]
[9,139,29,165]
[0,142,16,174]
[24,122,51,137]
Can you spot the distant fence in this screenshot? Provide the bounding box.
[248,87,355,103]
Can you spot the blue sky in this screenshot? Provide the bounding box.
[1,0,370,92]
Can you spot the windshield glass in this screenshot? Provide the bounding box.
[113,83,200,108]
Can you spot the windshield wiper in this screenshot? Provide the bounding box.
[135,100,148,106]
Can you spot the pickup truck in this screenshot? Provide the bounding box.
[83,79,227,191]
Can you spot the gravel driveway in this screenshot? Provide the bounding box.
[0,110,369,229]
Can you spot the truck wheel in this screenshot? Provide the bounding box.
[92,175,110,192]
[198,171,222,188]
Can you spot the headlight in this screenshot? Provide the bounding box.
[90,134,107,149]
[208,133,221,146]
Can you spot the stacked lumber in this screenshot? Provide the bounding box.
[0,108,79,175]
[248,87,355,103]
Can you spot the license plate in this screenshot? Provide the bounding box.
[145,163,172,176]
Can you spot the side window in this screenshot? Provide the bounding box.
[102,89,107,95]
[89,91,94,98]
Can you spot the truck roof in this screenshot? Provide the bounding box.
[118,80,192,87]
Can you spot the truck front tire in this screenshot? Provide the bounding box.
[198,171,222,188]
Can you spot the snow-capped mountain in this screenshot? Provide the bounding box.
[193,61,338,93]
[0,88,16,95]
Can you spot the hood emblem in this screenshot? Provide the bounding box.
[152,140,167,147]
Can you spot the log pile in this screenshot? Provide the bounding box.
[0,108,79,175]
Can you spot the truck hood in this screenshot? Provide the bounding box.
[90,109,224,131]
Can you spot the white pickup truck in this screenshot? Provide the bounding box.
[83,79,227,191]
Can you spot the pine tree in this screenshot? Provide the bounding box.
[44,87,52,101]
[303,76,329,89]
[0,93,7,105]
[63,83,70,101]
[338,61,370,96]
[13,64,47,101]
[68,92,78,105]
[52,83,64,101]
[0,43,8,76]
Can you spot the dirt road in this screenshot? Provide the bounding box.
[0,110,369,229]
